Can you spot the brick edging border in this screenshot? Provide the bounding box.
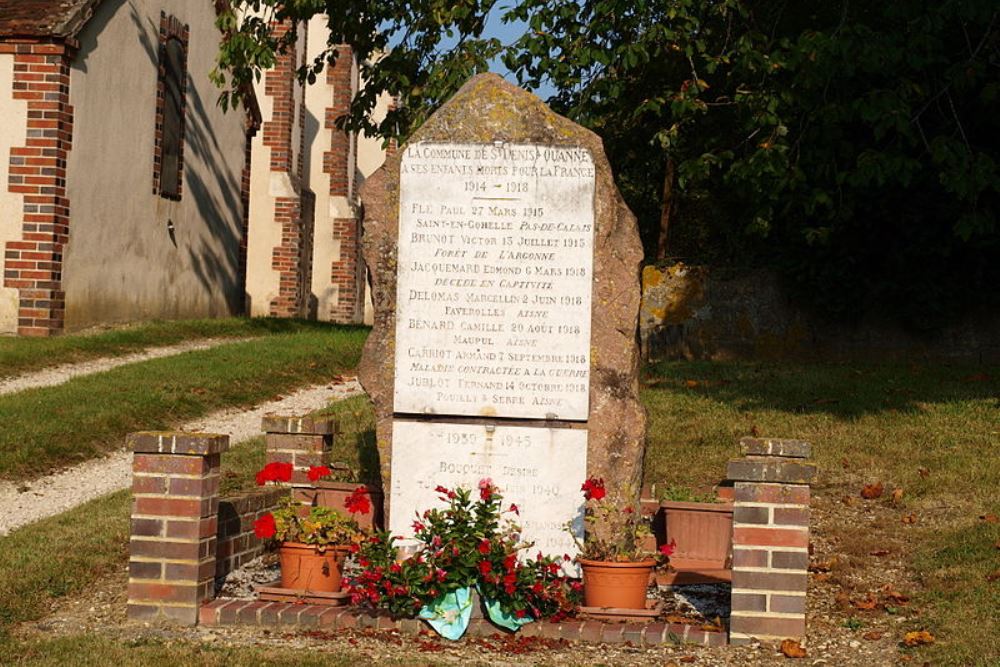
[198,599,728,647]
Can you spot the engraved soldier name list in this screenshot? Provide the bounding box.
[394,142,596,420]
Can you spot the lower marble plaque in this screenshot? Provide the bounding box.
[389,420,586,560]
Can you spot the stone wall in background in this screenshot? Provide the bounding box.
[640,264,1000,363]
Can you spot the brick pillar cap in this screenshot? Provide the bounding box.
[261,414,337,435]
[727,457,816,484]
[128,431,230,455]
[739,437,811,459]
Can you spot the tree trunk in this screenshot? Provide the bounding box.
[656,157,675,260]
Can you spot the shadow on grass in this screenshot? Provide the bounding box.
[642,360,999,420]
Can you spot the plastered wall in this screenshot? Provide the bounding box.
[62,0,247,330]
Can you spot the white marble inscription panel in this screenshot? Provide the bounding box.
[390,420,586,559]
[394,142,596,420]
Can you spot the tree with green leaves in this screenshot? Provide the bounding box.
[215,0,999,328]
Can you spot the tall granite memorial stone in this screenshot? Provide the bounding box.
[358,74,646,557]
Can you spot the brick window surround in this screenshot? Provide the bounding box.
[152,13,189,201]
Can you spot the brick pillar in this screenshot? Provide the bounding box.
[127,432,229,625]
[262,414,335,489]
[727,437,815,645]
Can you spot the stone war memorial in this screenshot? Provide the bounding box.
[127,73,816,651]
[357,73,647,557]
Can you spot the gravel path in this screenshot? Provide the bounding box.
[0,378,363,536]
[0,338,254,396]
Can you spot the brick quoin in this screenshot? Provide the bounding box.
[324,45,364,324]
[1,40,73,336]
[264,20,312,318]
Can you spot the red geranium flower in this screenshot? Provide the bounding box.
[659,539,677,557]
[255,461,294,486]
[307,465,331,482]
[253,512,276,539]
[515,609,527,619]
[581,477,606,501]
[345,486,371,515]
[478,560,492,575]
[477,538,491,554]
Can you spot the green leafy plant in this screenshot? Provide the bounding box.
[574,478,674,563]
[346,481,581,620]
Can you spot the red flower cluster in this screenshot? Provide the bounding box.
[659,539,677,557]
[478,477,497,501]
[253,512,276,539]
[255,461,293,486]
[434,484,457,500]
[581,477,606,501]
[344,486,371,515]
[307,465,332,482]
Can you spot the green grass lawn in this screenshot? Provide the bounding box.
[0,318,333,380]
[0,325,367,480]
[642,360,999,666]
[0,394,378,636]
[0,357,996,665]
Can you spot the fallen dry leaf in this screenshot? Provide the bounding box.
[863,631,884,641]
[841,457,850,469]
[780,639,808,658]
[902,514,917,525]
[861,482,884,499]
[813,573,831,583]
[903,630,935,647]
[986,571,1000,583]
[917,466,930,478]
[870,549,891,557]
[852,593,880,611]
[834,591,851,609]
[885,590,911,604]
[810,556,838,572]
[891,488,904,503]
[684,379,699,388]
[680,657,696,665]
[842,495,858,506]
[980,513,999,524]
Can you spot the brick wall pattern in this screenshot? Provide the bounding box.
[126,432,230,625]
[1,40,73,336]
[727,437,815,645]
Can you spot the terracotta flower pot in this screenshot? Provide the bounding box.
[278,542,348,593]
[660,501,734,569]
[578,558,656,609]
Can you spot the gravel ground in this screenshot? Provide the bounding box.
[0,378,363,536]
[0,338,253,396]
